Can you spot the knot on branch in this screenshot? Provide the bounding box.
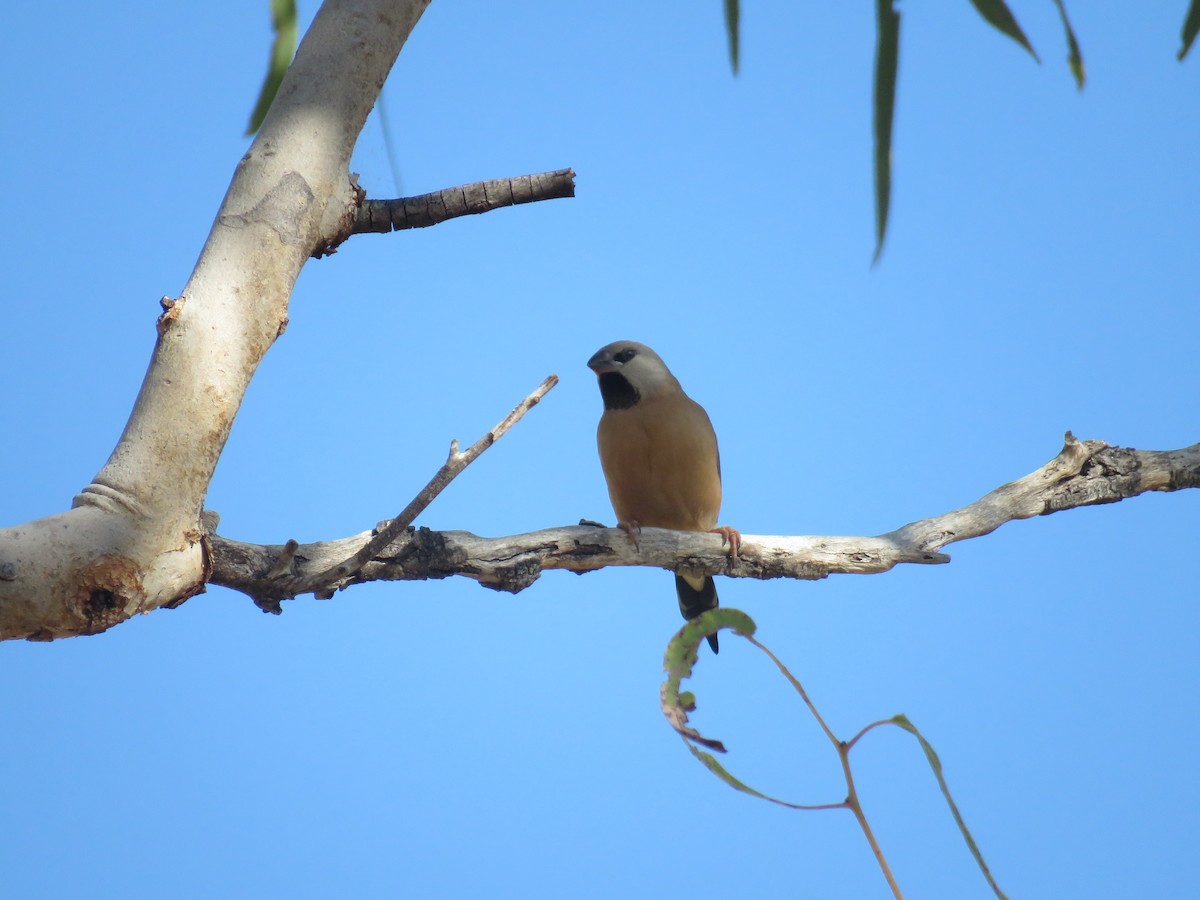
[1082,446,1140,479]
[1046,444,1144,512]
[156,295,185,336]
[380,526,467,581]
[253,594,285,615]
[1170,461,1200,490]
[70,554,145,635]
[478,556,544,594]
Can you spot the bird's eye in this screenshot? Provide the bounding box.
[614,348,637,364]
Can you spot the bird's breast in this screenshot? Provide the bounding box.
[596,396,722,532]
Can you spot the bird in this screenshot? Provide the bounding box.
[587,340,739,653]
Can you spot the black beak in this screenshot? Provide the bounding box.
[587,348,616,374]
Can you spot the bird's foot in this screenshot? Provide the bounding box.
[618,519,642,551]
[709,525,741,564]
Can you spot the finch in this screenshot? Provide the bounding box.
[588,340,739,652]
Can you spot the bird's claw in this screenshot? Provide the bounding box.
[709,525,741,564]
[618,519,642,551]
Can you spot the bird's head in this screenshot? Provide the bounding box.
[587,341,682,410]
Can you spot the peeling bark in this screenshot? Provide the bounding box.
[206,435,1200,611]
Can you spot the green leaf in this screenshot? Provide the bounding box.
[663,610,847,812]
[684,741,830,811]
[661,608,756,752]
[967,0,1040,62]
[888,714,1009,900]
[1051,0,1085,89]
[246,0,299,136]
[1181,0,1200,61]
[872,0,900,264]
[723,0,740,74]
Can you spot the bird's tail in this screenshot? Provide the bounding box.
[675,573,719,654]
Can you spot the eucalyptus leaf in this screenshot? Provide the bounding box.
[684,741,828,811]
[967,0,1039,61]
[889,714,1009,900]
[1051,0,1085,89]
[660,607,757,752]
[1181,0,1200,61]
[247,0,298,136]
[872,0,900,263]
[724,0,740,74]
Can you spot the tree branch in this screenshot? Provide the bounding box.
[346,169,576,240]
[0,0,433,642]
[246,375,559,611]
[207,434,1200,607]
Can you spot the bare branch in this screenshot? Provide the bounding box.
[0,0,434,642]
[207,435,1200,608]
[240,374,559,611]
[885,432,1200,552]
[347,169,576,240]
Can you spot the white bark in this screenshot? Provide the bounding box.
[206,434,1200,607]
[0,0,432,640]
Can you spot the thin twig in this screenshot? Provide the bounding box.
[845,718,897,751]
[842,745,904,899]
[747,634,901,893]
[742,634,903,895]
[352,169,575,234]
[747,635,841,746]
[292,374,558,599]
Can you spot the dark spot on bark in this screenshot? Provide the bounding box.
[87,589,119,613]
[479,558,543,594]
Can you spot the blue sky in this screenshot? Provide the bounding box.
[2,2,1197,897]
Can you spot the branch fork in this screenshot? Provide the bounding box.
[230,374,558,612]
